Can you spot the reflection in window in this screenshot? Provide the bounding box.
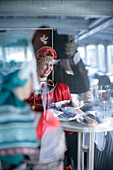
[0,46,33,63]
[87,45,97,68]
[98,44,106,72]
[5,47,26,62]
[107,45,113,72]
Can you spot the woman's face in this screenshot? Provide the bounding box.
[37,58,54,78]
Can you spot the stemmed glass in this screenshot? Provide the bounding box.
[98,85,112,117]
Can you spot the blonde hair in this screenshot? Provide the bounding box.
[37,57,54,65]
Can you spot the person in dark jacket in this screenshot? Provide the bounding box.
[53,31,89,94]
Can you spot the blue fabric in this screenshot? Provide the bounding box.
[0,155,24,165]
[0,70,27,108]
[0,105,38,165]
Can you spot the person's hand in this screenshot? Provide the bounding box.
[85,116,98,126]
[65,35,76,57]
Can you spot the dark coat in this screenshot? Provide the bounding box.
[54,59,89,94]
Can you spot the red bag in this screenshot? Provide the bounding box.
[36,110,61,139]
[36,110,65,163]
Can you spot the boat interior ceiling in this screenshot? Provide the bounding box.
[0,0,113,46]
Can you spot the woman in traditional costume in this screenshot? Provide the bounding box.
[26,46,72,112]
[26,46,98,170]
[27,46,96,122]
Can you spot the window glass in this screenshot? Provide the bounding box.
[98,44,106,72]
[107,45,113,72]
[86,45,97,67]
[5,47,26,62]
[78,47,86,63]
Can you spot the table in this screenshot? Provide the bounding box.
[61,117,113,170]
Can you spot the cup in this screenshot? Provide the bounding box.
[79,90,93,102]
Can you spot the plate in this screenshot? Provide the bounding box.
[50,100,71,108]
[49,107,79,121]
[57,113,79,121]
[51,100,84,109]
[48,109,63,117]
[57,107,79,121]
[76,111,108,126]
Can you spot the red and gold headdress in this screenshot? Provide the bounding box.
[35,46,57,63]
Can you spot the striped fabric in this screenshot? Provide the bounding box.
[0,148,39,156]
[0,105,39,153]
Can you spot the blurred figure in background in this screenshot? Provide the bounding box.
[0,30,65,170]
[0,30,39,170]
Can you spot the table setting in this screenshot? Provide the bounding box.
[48,79,113,170]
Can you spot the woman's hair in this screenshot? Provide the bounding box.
[37,57,54,65]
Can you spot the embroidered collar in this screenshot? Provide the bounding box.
[39,79,55,93]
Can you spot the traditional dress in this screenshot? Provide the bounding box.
[26,79,73,170]
[26,79,72,112]
[26,46,72,170]
[28,46,71,112]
